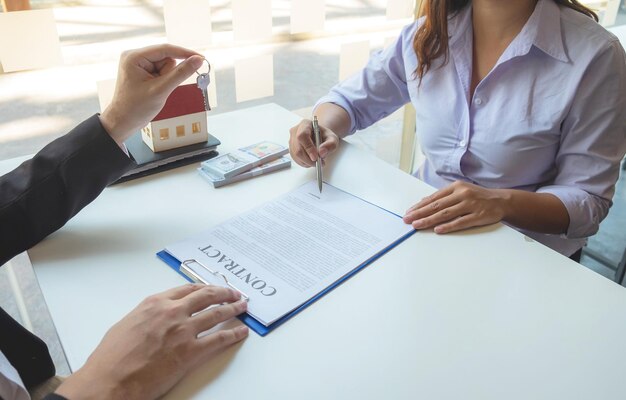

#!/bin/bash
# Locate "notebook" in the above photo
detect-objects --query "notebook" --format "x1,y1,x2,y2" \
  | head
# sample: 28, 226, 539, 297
113, 131, 221, 184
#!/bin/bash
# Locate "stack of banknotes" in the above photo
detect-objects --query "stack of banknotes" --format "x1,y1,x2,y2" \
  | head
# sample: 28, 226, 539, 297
198, 141, 291, 188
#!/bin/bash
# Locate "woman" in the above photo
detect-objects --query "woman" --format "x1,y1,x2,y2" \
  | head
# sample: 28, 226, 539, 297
289, 0, 626, 260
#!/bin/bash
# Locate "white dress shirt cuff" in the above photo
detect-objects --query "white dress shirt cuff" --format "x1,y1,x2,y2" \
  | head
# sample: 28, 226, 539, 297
0, 350, 31, 400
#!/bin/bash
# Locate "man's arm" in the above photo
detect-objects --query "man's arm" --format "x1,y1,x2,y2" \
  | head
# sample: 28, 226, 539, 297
2, 44, 252, 400
0, 116, 134, 266
0, 44, 206, 267
0, 44, 211, 397
55, 284, 248, 400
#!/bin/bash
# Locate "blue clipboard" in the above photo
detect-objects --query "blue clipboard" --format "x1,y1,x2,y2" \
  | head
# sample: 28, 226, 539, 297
156, 227, 416, 337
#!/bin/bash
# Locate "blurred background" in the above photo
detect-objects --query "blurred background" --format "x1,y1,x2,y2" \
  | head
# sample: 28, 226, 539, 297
1, 0, 625, 374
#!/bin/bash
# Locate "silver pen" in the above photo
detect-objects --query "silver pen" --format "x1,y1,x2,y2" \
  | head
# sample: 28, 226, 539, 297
313, 116, 323, 193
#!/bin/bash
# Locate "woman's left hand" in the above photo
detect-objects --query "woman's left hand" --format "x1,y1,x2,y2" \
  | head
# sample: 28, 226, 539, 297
403, 181, 508, 234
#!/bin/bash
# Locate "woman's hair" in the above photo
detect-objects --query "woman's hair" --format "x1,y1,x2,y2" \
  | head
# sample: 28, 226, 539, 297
413, 0, 598, 81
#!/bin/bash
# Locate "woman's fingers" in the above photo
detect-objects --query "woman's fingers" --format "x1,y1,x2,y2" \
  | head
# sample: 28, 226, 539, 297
411, 203, 467, 229
433, 214, 482, 234
403, 192, 460, 224
289, 121, 315, 167
405, 185, 455, 216
289, 119, 340, 167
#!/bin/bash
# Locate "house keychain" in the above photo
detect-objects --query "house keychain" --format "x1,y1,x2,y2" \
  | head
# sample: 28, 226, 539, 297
196, 58, 211, 111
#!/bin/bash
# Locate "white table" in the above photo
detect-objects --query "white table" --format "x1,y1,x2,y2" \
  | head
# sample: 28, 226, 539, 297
3, 103, 626, 399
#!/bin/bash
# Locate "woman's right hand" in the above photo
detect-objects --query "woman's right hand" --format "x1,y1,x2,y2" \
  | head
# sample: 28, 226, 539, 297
288, 119, 340, 167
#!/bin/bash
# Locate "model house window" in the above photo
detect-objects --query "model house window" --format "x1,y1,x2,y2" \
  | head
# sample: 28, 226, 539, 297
160, 128, 169, 140
176, 125, 185, 137
192, 122, 201, 133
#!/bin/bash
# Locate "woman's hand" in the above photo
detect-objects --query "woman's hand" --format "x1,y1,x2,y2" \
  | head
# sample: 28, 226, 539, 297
288, 119, 340, 167
100, 44, 204, 146
55, 284, 249, 400
403, 180, 508, 234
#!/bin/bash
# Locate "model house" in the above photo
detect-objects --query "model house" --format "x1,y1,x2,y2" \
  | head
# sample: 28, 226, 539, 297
141, 83, 208, 152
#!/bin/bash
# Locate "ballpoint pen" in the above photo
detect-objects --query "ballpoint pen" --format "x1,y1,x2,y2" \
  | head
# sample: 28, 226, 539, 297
313, 116, 323, 193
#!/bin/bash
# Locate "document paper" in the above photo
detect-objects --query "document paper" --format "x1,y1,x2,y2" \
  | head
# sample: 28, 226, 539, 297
165, 181, 414, 326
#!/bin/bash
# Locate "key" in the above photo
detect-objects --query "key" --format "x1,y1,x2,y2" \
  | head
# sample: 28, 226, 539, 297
196, 73, 211, 111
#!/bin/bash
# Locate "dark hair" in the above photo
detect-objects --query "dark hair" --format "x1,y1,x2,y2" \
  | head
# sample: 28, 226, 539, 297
413, 0, 598, 81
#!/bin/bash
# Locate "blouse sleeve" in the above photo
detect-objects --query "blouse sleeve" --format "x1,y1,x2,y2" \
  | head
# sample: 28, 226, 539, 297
537, 39, 626, 238
314, 22, 417, 135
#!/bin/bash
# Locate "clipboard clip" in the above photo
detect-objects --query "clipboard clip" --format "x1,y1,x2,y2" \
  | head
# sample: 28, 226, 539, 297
180, 259, 250, 302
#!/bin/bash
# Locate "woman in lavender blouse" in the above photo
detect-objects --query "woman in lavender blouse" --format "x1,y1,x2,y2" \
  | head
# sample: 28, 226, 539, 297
289, 0, 626, 259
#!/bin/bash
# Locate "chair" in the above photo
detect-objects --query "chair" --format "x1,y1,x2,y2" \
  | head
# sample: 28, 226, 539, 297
584, 245, 626, 284
582, 23, 626, 282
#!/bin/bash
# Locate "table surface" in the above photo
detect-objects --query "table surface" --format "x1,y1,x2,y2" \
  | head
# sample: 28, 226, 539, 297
3, 103, 626, 400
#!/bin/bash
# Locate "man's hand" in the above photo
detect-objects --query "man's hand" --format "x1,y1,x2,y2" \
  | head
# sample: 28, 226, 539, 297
100, 44, 205, 146
55, 284, 249, 400
403, 180, 507, 234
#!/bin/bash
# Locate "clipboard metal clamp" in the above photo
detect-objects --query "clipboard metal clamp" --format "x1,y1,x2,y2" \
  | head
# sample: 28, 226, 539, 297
180, 259, 250, 302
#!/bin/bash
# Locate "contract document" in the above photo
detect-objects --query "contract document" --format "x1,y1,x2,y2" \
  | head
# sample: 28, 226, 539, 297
163, 181, 415, 330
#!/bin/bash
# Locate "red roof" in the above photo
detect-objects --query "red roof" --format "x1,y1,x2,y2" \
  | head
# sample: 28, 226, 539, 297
152, 83, 206, 122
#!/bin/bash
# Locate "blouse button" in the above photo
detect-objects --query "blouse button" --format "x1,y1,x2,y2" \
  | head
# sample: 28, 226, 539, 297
474, 98, 483, 105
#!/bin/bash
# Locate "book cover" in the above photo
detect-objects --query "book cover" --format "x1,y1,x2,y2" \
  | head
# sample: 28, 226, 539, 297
113, 131, 221, 184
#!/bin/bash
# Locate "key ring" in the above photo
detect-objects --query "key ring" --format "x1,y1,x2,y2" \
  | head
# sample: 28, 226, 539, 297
195, 57, 211, 76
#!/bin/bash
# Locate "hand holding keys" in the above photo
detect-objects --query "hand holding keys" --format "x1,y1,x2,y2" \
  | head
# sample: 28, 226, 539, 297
196, 58, 212, 111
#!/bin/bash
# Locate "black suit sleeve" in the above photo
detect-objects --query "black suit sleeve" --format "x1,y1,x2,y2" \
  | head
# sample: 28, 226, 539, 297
0, 114, 135, 266
0, 115, 135, 389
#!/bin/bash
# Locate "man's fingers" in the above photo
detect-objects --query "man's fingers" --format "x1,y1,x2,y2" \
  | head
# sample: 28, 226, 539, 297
138, 44, 202, 63
161, 283, 205, 300
192, 300, 248, 333
197, 325, 249, 355
155, 57, 177, 75
182, 286, 241, 314
156, 55, 204, 94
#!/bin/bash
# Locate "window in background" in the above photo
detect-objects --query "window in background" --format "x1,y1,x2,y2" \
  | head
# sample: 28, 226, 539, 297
0, 0, 416, 169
